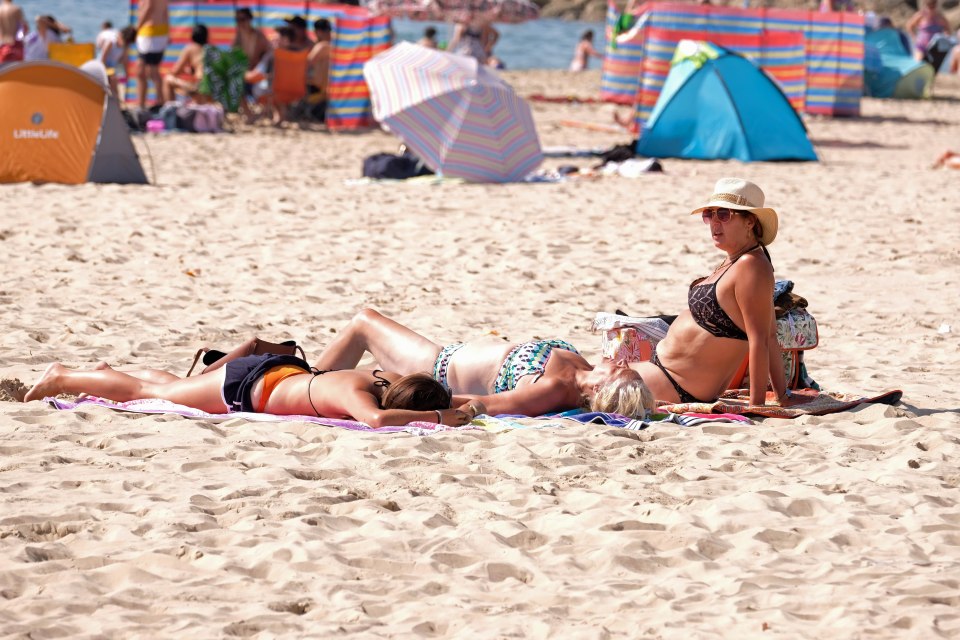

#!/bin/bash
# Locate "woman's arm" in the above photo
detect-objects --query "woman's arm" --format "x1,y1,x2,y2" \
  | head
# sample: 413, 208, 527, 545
765, 316, 787, 401
906, 11, 921, 35
338, 389, 476, 428
99, 39, 113, 64
168, 46, 192, 76
483, 25, 499, 55
456, 378, 572, 417
735, 258, 778, 406
447, 23, 464, 52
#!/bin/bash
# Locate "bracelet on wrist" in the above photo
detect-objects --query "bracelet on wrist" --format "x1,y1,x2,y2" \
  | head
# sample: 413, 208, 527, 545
434, 409, 443, 424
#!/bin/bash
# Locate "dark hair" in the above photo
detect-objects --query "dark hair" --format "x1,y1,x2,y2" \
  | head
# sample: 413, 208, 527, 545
743, 211, 763, 243
314, 18, 332, 33
424, 26, 437, 38
102, 20, 113, 29
42, 16, 61, 36
582, 29, 594, 41
276, 26, 294, 41
381, 373, 451, 411
120, 26, 137, 45
236, 7, 253, 20
191, 24, 209, 45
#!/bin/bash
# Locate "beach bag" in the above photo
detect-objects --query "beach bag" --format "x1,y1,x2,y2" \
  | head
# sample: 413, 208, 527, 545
727, 308, 819, 390
176, 103, 224, 133
362, 151, 434, 180
186, 337, 305, 377
594, 305, 820, 390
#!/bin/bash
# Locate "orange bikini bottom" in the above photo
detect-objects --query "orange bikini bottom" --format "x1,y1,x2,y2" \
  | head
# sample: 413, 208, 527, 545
257, 365, 308, 413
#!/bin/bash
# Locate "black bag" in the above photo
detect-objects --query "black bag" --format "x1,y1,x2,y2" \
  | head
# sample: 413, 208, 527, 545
362, 151, 434, 180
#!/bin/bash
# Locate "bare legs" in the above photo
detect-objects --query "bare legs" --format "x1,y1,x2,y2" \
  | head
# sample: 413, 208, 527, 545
24, 363, 229, 413
315, 309, 444, 375
93, 361, 180, 384
136, 60, 163, 109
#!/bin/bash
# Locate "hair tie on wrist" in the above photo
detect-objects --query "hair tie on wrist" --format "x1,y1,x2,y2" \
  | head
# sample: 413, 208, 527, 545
435, 409, 443, 424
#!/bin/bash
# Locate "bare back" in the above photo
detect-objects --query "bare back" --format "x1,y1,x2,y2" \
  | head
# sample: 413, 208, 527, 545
138, 0, 169, 29
235, 27, 268, 68
253, 369, 396, 418
0, 2, 25, 45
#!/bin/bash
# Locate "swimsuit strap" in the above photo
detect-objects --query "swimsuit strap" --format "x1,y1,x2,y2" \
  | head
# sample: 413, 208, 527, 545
307, 372, 323, 417
372, 369, 391, 388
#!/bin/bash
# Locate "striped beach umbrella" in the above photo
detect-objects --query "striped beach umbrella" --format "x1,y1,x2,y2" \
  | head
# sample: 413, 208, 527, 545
363, 42, 543, 183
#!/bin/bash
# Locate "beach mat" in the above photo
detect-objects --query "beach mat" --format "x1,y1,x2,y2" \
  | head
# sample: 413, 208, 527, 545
43, 396, 752, 433
658, 388, 903, 418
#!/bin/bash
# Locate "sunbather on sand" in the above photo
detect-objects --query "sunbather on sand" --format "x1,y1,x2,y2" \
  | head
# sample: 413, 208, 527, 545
932, 150, 960, 169
315, 310, 655, 419
628, 178, 789, 407
23, 356, 480, 428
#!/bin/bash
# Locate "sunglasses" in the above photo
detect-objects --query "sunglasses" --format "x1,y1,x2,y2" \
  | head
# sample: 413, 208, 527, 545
701, 208, 740, 224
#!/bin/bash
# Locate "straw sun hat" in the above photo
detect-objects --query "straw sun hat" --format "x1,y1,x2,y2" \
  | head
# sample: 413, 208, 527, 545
690, 177, 779, 245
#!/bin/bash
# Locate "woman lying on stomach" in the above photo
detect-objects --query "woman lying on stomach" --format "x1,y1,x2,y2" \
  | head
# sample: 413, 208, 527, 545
629, 177, 788, 407
23, 354, 479, 428
314, 310, 655, 419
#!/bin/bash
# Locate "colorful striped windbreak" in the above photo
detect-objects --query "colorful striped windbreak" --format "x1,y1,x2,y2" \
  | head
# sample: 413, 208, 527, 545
127, 0, 391, 130
601, 1, 865, 122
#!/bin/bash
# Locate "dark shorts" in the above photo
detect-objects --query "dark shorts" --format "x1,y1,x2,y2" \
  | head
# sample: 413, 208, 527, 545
222, 354, 311, 413
140, 50, 165, 66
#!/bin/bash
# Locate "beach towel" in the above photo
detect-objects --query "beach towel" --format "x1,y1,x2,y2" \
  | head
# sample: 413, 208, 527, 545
43, 396, 468, 435
657, 388, 903, 418
42, 396, 751, 433
199, 46, 247, 113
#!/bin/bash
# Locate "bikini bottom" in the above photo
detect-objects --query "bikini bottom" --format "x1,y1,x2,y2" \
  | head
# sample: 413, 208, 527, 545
432, 343, 466, 391
222, 354, 312, 413
650, 352, 711, 404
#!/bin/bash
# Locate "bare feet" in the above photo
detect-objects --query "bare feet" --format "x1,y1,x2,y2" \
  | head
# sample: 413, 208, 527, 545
23, 363, 66, 403
932, 150, 958, 169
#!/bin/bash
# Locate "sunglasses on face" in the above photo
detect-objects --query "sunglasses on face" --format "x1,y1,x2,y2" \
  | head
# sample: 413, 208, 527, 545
701, 208, 740, 224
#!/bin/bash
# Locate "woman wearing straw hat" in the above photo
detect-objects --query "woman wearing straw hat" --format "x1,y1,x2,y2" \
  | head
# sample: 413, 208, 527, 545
630, 177, 788, 407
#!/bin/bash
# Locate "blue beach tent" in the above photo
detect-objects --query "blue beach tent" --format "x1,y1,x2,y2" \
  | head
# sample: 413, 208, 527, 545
863, 27, 934, 99
635, 40, 817, 162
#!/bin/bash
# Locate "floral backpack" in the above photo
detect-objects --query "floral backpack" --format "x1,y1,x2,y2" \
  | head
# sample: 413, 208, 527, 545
594, 283, 819, 391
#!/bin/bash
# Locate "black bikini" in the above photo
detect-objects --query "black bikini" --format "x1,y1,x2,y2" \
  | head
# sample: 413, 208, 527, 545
688, 256, 754, 342
653, 246, 758, 403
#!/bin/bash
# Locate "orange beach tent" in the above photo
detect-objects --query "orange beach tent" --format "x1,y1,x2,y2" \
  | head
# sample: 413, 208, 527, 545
0, 61, 147, 185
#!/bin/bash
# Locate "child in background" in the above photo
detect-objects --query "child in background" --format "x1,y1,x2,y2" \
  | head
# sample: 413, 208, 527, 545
97, 22, 137, 98
569, 30, 602, 72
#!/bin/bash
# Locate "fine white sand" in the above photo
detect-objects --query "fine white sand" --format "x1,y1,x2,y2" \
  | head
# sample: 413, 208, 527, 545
1, 70, 959, 637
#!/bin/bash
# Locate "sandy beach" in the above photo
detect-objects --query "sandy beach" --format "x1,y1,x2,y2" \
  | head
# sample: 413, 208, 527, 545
1, 69, 959, 637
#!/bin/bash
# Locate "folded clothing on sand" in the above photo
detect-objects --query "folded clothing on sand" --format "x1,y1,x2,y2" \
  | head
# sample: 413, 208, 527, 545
658, 388, 903, 418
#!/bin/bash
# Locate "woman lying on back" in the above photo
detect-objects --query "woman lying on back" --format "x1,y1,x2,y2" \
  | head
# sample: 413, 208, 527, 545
629, 178, 788, 407
23, 354, 479, 428
314, 310, 655, 419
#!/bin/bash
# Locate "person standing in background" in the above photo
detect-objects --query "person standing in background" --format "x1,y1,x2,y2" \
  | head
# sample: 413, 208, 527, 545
0, 0, 27, 63
569, 30, 603, 72
97, 22, 137, 98
23, 14, 70, 61
135, 0, 169, 109
906, 0, 949, 61
417, 26, 438, 49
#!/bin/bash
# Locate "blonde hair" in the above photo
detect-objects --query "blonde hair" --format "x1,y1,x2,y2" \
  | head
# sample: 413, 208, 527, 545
590, 374, 656, 419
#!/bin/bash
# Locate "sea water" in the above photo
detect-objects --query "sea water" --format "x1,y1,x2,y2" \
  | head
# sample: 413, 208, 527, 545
16, 0, 605, 70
